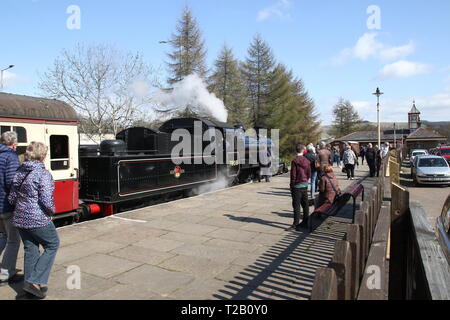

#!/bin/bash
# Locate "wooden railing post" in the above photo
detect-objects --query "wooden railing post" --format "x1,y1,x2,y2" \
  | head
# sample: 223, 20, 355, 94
389, 182, 410, 299
346, 224, 361, 299
330, 240, 352, 300
355, 210, 367, 277
311, 268, 338, 300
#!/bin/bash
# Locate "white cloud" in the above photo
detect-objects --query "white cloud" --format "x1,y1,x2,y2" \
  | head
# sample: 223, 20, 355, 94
257, 0, 292, 22
331, 32, 415, 65
378, 60, 433, 79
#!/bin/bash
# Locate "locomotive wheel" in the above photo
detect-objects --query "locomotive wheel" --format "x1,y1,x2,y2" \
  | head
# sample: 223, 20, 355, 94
72, 211, 82, 224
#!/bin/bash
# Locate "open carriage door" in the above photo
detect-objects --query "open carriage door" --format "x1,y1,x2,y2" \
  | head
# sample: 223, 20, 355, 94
44, 124, 79, 215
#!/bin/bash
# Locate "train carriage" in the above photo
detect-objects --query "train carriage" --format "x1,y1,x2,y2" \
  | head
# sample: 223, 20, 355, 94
0, 93, 79, 219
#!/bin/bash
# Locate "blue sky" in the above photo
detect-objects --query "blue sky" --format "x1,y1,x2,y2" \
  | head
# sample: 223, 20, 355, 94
1, 0, 449, 125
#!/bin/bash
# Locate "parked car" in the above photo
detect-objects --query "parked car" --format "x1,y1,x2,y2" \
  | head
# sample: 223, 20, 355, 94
411, 154, 428, 178
436, 195, 450, 265
276, 162, 289, 175
410, 149, 429, 167
411, 155, 450, 186
435, 146, 450, 165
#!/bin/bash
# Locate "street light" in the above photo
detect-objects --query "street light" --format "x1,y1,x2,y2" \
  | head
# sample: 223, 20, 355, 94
1, 65, 15, 92
373, 87, 384, 149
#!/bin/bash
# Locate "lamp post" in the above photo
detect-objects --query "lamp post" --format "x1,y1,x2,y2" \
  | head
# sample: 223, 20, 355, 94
373, 87, 384, 149
1, 65, 15, 92
394, 122, 397, 149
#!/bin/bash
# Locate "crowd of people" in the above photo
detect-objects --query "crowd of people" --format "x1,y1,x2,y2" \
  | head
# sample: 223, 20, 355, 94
0, 132, 59, 299
288, 141, 390, 231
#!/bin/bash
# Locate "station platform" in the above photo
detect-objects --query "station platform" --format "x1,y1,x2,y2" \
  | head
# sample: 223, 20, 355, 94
0, 164, 373, 300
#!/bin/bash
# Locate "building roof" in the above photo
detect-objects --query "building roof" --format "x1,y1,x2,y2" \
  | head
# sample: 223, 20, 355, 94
336, 130, 410, 143
336, 127, 447, 143
409, 101, 420, 114
0, 93, 78, 122
406, 127, 447, 141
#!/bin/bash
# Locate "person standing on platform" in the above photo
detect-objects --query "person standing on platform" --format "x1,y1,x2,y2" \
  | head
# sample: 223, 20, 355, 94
9, 142, 59, 299
360, 146, 367, 165
305, 145, 318, 198
288, 144, 311, 231
343, 144, 358, 180
366, 143, 376, 177
317, 142, 332, 180
376, 147, 383, 177
0, 132, 21, 284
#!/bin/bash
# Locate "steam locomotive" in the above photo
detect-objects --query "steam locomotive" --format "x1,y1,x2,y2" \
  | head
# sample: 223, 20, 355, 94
0, 93, 274, 222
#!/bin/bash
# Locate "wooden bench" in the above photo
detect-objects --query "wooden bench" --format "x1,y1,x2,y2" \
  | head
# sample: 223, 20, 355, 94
309, 183, 365, 232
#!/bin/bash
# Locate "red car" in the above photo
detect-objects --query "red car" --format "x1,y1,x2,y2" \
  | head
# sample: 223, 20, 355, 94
435, 146, 450, 164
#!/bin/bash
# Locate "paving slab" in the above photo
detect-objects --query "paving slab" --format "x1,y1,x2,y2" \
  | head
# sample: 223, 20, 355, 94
55, 240, 127, 265
158, 254, 230, 278
88, 283, 162, 300
206, 227, 259, 242
113, 264, 195, 296
159, 231, 211, 244
161, 222, 220, 236
45, 268, 118, 300
109, 245, 176, 266
65, 253, 142, 279
95, 225, 168, 245
134, 237, 185, 252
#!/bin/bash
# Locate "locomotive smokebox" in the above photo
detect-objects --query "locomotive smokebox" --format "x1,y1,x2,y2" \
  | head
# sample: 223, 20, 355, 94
100, 140, 126, 156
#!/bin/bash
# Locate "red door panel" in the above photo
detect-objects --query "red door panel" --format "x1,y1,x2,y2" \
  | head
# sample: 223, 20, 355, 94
54, 180, 79, 214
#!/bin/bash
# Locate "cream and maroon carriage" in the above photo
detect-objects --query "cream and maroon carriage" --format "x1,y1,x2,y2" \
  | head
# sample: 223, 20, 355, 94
0, 93, 79, 220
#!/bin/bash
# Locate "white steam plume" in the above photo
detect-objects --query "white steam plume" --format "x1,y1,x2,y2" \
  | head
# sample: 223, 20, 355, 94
151, 74, 228, 122
191, 175, 231, 196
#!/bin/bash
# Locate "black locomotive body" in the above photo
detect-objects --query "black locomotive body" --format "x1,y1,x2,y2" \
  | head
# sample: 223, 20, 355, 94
79, 118, 263, 212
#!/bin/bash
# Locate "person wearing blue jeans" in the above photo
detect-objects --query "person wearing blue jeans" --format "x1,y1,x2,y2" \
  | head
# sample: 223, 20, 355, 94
8, 142, 59, 299
305, 145, 319, 198
18, 224, 59, 289
0, 132, 21, 283
310, 171, 318, 198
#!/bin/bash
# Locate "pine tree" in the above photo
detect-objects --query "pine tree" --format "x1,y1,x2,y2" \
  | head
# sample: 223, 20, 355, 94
331, 98, 363, 138
267, 64, 320, 157
166, 6, 207, 84
209, 44, 250, 126
241, 34, 276, 128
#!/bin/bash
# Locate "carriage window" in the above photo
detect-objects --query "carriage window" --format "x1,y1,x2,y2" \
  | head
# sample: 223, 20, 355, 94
16, 146, 27, 163
50, 135, 69, 170
1, 126, 11, 135
13, 127, 27, 143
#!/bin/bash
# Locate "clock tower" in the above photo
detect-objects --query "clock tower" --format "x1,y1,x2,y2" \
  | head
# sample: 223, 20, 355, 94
408, 100, 421, 131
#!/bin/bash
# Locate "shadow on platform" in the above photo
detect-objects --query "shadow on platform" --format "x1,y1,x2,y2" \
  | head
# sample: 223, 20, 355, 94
212, 175, 371, 300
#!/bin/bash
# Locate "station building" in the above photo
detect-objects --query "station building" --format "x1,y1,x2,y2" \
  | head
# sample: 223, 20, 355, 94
333, 102, 447, 152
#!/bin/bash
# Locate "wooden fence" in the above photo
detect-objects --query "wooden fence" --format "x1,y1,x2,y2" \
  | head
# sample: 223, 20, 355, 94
311, 148, 450, 300
389, 149, 450, 299
311, 155, 390, 300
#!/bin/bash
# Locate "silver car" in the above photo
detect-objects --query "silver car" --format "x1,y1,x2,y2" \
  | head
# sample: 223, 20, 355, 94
410, 149, 429, 167
412, 155, 450, 186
